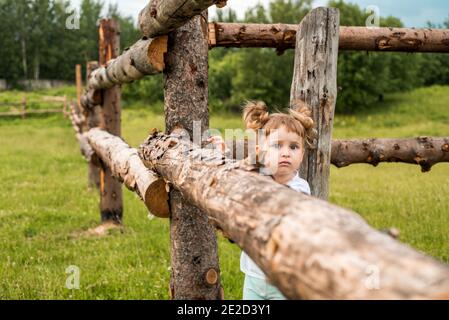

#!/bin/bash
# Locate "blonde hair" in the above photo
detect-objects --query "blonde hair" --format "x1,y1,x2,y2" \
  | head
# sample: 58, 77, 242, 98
242, 100, 316, 148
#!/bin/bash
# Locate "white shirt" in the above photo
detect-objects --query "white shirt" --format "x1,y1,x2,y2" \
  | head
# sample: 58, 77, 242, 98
240, 172, 311, 279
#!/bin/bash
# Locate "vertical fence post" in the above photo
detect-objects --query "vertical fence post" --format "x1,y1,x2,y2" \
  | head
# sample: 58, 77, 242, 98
85, 61, 101, 190
164, 12, 222, 299
75, 64, 82, 110
21, 95, 26, 119
290, 7, 340, 200
98, 18, 123, 224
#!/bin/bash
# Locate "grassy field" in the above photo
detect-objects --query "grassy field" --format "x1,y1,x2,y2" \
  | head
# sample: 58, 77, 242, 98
0, 85, 448, 299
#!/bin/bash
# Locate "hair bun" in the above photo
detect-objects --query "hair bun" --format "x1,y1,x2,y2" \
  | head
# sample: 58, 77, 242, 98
289, 99, 317, 148
242, 100, 270, 130
289, 100, 314, 130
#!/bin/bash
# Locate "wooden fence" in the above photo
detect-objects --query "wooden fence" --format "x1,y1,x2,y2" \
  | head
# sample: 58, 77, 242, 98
0, 95, 68, 118
68, 0, 449, 300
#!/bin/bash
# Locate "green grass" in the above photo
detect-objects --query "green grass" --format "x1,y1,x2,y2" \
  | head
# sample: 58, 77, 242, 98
0, 85, 448, 299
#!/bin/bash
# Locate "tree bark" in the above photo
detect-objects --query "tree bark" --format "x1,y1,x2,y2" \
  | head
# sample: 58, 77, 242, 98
290, 7, 339, 200
139, 130, 449, 300
99, 19, 123, 224
86, 36, 168, 91
85, 128, 169, 217
138, 0, 219, 38
163, 12, 222, 300
209, 22, 449, 53
331, 137, 449, 172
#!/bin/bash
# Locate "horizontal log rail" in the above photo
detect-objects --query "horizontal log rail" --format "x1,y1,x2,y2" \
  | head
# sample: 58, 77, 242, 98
224, 136, 449, 172
331, 137, 449, 172
85, 128, 169, 218
138, 130, 449, 299
68, 102, 97, 163
138, 0, 223, 38
209, 23, 449, 53
86, 37, 167, 91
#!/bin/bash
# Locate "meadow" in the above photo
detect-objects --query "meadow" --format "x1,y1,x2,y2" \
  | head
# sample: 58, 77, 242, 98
0, 85, 448, 299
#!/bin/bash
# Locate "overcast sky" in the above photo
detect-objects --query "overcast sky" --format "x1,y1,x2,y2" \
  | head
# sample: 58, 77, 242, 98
70, 0, 448, 28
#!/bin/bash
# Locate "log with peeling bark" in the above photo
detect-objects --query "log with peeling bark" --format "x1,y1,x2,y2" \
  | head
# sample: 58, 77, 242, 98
68, 102, 98, 164
84, 61, 102, 190
86, 37, 168, 91
209, 22, 449, 53
85, 128, 169, 217
139, 130, 449, 300
80, 88, 102, 111
331, 137, 449, 172
222, 137, 449, 172
164, 12, 222, 300
138, 0, 221, 38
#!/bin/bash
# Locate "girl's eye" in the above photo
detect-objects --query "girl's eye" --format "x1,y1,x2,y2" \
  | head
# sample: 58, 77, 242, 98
290, 144, 299, 150
270, 143, 280, 149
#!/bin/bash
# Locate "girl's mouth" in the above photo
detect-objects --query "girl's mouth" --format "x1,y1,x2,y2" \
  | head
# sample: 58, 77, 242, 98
279, 161, 291, 166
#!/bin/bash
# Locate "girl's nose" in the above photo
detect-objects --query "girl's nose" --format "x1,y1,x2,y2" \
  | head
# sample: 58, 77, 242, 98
281, 147, 290, 157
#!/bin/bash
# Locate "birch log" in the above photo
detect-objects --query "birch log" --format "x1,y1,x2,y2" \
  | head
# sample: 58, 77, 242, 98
209, 22, 449, 53
164, 12, 222, 300
138, 0, 220, 38
86, 36, 168, 91
290, 7, 339, 200
139, 130, 449, 300
85, 128, 169, 217
68, 102, 97, 164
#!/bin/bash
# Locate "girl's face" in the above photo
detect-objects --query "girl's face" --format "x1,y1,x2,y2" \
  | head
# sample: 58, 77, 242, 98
260, 125, 304, 178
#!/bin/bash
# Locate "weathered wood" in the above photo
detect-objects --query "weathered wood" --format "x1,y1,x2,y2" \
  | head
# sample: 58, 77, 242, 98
84, 61, 102, 190
209, 22, 449, 53
85, 128, 169, 217
290, 7, 339, 200
138, 0, 219, 38
223, 137, 449, 171
86, 36, 168, 91
76, 64, 83, 109
331, 137, 449, 172
99, 19, 123, 224
340, 26, 449, 52
0, 108, 63, 117
164, 12, 222, 300
139, 130, 449, 300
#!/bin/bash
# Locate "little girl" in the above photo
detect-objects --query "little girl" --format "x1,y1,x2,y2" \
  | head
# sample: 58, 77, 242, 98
209, 100, 316, 300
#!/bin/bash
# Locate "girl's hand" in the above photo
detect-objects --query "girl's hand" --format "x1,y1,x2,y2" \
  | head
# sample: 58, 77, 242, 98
207, 135, 229, 154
